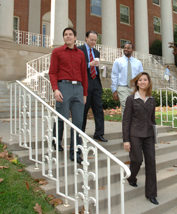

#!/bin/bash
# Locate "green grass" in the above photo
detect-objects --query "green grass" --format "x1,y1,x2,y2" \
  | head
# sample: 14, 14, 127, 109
0, 144, 57, 214
104, 110, 177, 127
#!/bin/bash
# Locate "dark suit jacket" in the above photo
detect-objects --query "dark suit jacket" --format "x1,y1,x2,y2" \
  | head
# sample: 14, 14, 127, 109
77, 44, 102, 88
123, 94, 156, 142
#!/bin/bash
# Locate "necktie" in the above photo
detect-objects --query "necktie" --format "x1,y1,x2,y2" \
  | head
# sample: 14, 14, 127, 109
89, 48, 96, 79
127, 58, 132, 87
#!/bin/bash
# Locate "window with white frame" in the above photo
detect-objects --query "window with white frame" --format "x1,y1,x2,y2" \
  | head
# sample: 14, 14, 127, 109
173, 0, 177, 12
174, 24, 177, 32
153, 16, 161, 33
120, 5, 130, 24
97, 34, 101, 44
120, 39, 130, 48
153, 0, 160, 5
13, 16, 19, 30
91, 0, 101, 16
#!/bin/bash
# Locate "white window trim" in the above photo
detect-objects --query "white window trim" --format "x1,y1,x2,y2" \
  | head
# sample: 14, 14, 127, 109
120, 4, 130, 25
153, 0, 160, 6
14, 16, 20, 30
120, 39, 130, 48
173, 0, 177, 14
91, 0, 101, 17
153, 16, 161, 34
174, 23, 177, 32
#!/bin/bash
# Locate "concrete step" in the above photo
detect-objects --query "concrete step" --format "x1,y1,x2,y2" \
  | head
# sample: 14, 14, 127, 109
163, 206, 177, 214
12, 130, 177, 168
39, 163, 177, 214
101, 182, 177, 214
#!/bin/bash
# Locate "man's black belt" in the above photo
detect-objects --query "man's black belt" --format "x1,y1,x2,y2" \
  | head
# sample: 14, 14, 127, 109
58, 80, 81, 85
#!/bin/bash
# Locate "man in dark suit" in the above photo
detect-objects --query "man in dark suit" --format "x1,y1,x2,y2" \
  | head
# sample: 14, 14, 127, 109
78, 31, 107, 142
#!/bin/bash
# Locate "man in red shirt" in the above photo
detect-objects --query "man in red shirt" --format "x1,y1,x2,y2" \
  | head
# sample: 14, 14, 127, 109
49, 27, 88, 164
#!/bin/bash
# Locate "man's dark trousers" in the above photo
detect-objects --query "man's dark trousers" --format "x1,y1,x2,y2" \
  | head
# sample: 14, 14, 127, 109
82, 74, 104, 136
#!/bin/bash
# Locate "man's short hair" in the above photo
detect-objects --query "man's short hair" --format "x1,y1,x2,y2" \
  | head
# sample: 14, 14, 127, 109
124, 42, 134, 49
86, 31, 98, 37
63, 27, 77, 37
167, 65, 169, 68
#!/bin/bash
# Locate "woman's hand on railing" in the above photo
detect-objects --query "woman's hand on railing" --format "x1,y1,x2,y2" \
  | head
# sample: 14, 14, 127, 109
54, 89, 63, 102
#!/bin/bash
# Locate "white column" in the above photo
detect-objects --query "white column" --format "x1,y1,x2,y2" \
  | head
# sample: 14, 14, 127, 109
134, 0, 149, 54
50, 0, 68, 47
28, 0, 41, 34
161, 0, 174, 65
101, 0, 117, 47
0, 0, 14, 42
76, 0, 86, 41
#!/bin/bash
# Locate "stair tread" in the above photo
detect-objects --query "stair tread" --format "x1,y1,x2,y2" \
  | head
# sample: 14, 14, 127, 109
100, 182, 177, 214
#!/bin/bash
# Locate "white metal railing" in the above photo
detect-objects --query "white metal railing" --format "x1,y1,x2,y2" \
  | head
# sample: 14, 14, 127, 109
14, 30, 51, 48
26, 53, 55, 106
159, 87, 177, 128
26, 40, 168, 107
76, 40, 165, 66
8, 80, 131, 214
13, 29, 165, 66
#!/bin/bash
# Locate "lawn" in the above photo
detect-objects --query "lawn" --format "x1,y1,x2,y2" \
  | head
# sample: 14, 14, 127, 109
0, 142, 58, 214
103, 107, 177, 126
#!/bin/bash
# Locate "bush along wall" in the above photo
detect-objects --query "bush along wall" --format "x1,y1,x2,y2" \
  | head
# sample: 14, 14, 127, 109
101, 89, 177, 109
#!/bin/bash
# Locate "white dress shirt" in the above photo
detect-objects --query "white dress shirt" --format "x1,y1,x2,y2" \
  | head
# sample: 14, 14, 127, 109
111, 55, 143, 93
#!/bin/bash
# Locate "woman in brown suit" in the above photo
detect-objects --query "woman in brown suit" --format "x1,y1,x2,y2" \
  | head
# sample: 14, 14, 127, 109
123, 72, 159, 205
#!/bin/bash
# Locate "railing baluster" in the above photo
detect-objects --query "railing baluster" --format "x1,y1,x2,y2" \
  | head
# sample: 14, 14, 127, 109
120, 167, 125, 214
35, 99, 39, 169
64, 122, 69, 206
107, 157, 111, 214
9, 83, 13, 141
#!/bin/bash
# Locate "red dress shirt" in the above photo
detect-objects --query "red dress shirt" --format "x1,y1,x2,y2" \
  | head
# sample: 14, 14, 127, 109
49, 44, 88, 96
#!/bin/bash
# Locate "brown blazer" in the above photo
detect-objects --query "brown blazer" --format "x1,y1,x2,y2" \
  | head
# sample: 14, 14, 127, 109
123, 94, 156, 142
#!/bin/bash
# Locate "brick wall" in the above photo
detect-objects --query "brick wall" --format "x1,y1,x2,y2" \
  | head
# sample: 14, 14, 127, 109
13, 0, 177, 49
14, 0, 29, 31
148, 1, 161, 47
69, 0, 76, 30
85, 0, 101, 35
117, 0, 134, 48
41, 0, 51, 33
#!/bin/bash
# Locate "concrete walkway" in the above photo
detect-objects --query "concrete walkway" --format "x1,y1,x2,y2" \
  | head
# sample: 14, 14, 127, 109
0, 118, 123, 144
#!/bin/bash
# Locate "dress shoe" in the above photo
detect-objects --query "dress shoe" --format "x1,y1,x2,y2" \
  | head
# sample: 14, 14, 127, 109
148, 198, 159, 205
93, 135, 108, 142
128, 181, 138, 187
71, 157, 83, 165
52, 140, 63, 151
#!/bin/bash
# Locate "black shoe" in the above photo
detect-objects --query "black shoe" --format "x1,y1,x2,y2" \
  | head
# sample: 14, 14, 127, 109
52, 140, 63, 152
93, 135, 108, 142
148, 198, 159, 205
128, 181, 138, 187
71, 157, 83, 165
59, 145, 64, 151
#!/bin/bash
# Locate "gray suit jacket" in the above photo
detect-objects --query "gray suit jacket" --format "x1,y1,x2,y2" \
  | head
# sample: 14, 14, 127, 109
123, 94, 156, 142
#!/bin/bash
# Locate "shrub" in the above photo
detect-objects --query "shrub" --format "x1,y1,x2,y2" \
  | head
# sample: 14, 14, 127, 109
150, 39, 162, 56
102, 88, 120, 109
102, 89, 177, 109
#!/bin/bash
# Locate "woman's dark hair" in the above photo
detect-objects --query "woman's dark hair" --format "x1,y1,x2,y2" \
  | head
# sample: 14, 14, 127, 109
130, 72, 152, 96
